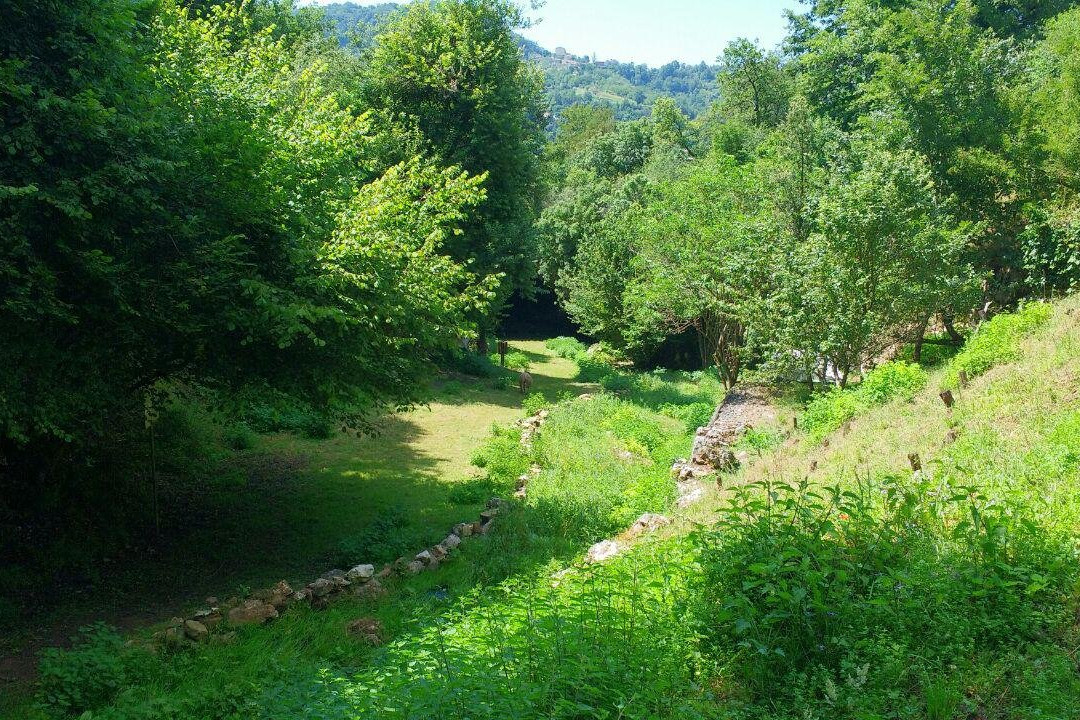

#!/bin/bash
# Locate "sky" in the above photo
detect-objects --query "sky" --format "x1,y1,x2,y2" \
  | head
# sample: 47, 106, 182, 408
299, 0, 802, 67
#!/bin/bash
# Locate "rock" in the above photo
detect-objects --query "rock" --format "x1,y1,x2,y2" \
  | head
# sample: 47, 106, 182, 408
480, 509, 499, 525
626, 513, 671, 538
376, 564, 394, 579
228, 599, 278, 626
415, 549, 435, 565
430, 545, 448, 561
486, 497, 507, 510
164, 626, 186, 648
538, 409, 550, 420
586, 540, 621, 563
443, 533, 462, 551
677, 485, 705, 508
183, 619, 209, 643
321, 570, 349, 589
514, 486, 527, 499
406, 560, 425, 575
346, 564, 375, 583
353, 578, 386, 600
393, 556, 410, 572
515, 474, 530, 489
944, 428, 960, 445
205, 596, 219, 606
346, 618, 385, 646
252, 580, 294, 609
453, 522, 473, 538
308, 577, 336, 599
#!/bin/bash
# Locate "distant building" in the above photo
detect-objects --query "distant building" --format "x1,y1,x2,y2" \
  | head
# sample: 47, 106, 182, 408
554, 46, 568, 57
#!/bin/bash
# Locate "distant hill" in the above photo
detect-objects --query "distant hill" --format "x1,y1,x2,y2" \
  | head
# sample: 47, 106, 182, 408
316, 3, 719, 122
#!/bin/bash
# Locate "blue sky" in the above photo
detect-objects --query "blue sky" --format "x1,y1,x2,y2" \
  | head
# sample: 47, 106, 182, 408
300, 1, 802, 66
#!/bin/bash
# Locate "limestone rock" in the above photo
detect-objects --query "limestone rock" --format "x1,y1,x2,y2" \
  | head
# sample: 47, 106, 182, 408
406, 560, 425, 575
415, 549, 434, 565
183, 619, 209, 643
453, 522, 473, 538
346, 564, 375, 583
586, 539, 621, 563
308, 577, 336, 599
228, 599, 278, 626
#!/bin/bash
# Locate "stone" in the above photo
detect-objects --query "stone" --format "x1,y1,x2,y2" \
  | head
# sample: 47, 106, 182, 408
486, 497, 507, 510
346, 618, 385, 646
626, 513, 671, 539
944, 428, 960, 445
321, 570, 349, 588
164, 626, 186, 648
443, 533, 462, 551
183, 619, 209, 643
205, 596, 219, 606
415, 549, 435, 565
586, 540, 621, 563
480, 509, 499, 525
308, 577, 336, 599
514, 486, 527, 499
346, 564, 376, 582
677, 486, 705, 508
406, 560, 425, 575
453, 522, 473, 538
377, 564, 394, 579
353, 578, 386, 600
473, 520, 487, 535
228, 599, 278, 627
430, 545, 448, 561
252, 580, 294, 609
538, 409, 550, 420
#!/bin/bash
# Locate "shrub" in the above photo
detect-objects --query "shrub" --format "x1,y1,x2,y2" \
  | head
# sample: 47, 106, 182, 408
492, 375, 511, 390
600, 372, 634, 394
522, 392, 551, 416
854, 360, 927, 404
503, 351, 531, 372
443, 348, 500, 378
544, 336, 587, 359
695, 475, 1077, 715
470, 425, 530, 488
577, 355, 616, 382
37, 623, 148, 718
736, 426, 784, 454
946, 302, 1053, 386
221, 422, 257, 451
239, 390, 334, 439
801, 361, 928, 443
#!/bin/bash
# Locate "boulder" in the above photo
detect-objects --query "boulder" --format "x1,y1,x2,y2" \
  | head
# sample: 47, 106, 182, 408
586, 540, 621, 563
415, 549, 435, 565
480, 509, 499, 525
346, 564, 376, 583
228, 599, 278, 626
472, 520, 485, 535
442, 533, 462, 551
163, 626, 186, 648
183, 619, 209, 643
251, 580, 294, 609
406, 560, 425, 575
453, 522, 473, 538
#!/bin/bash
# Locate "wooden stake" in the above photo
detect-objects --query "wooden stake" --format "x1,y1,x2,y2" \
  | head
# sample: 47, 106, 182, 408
958, 370, 968, 387
908, 453, 922, 472
939, 390, 955, 408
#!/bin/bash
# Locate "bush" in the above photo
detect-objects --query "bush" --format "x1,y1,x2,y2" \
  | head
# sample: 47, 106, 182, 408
37, 623, 148, 718
492, 375, 511, 390
576, 355, 616, 382
221, 422, 257, 451
544, 336, 587, 359
239, 390, 334, 439
522, 392, 550, 416
503, 351, 531, 372
696, 475, 1077, 715
470, 425, 530, 487
801, 361, 928, 443
600, 372, 634, 394
444, 349, 500, 378
946, 302, 1053, 386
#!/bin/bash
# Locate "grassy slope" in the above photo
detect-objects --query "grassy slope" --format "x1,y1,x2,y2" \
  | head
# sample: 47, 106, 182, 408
0, 341, 590, 714
9, 299, 1080, 718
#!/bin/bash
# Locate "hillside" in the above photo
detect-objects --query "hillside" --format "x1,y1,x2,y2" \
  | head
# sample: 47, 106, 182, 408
9, 298, 1079, 718
317, 2, 719, 120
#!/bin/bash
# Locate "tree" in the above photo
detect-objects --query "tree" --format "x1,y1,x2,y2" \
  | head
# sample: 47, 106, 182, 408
361, 0, 547, 332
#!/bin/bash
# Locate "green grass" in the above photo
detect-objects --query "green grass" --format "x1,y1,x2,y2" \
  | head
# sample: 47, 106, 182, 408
12, 298, 1080, 719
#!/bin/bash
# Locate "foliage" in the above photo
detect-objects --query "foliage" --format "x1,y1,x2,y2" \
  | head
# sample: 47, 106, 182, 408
37, 624, 147, 718
801, 362, 929, 442
543, 337, 588, 359
521, 392, 551, 416
945, 302, 1053, 386
695, 474, 1078, 716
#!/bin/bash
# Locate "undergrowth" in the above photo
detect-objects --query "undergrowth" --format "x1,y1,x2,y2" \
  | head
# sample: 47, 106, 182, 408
801, 361, 928, 443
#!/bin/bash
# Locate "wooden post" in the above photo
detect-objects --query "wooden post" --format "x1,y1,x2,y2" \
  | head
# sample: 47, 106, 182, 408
792, 416, 798, 430
497, 340, 509, 367
939, 390, 955, 408
908, 453, 921, 472
958, 370, 968, 387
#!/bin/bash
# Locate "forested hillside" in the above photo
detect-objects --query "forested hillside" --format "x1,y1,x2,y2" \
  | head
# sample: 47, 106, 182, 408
319, 2, 720, 120
3, 0, 1080, 718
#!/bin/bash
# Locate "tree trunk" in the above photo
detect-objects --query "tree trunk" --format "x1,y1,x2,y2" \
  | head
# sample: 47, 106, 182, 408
941, 311, 963, 344
912, 314, 930, 363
